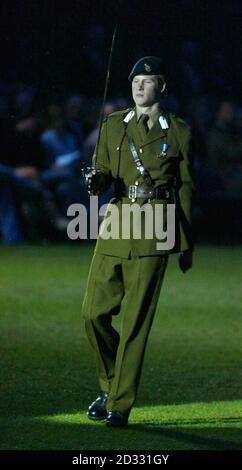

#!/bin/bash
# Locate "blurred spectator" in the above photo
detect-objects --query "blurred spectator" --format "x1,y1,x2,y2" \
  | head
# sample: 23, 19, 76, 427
195, 100, 242, 241
206, 101, 242, 195
83, 101, 117, 166
64, 94, 85, 143
40, 103, 88, 216
0, 178, 23, 243
0, 114, 42, 243
0, 106, 66, 243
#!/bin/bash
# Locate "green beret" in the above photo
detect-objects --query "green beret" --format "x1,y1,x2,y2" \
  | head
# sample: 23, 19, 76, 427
128, 56, 166, 82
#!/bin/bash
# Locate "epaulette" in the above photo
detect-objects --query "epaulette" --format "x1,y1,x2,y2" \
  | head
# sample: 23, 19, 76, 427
170, 113, 190, 129
107, 108, 133, 119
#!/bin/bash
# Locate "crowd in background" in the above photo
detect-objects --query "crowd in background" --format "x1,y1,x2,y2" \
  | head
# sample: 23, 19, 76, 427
0, 89, 130, 243
0, 34, 242, 244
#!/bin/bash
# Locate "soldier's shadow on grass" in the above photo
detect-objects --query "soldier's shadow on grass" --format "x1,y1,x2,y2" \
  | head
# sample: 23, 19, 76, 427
1, 419, 241, 450
128, 421, 242, 450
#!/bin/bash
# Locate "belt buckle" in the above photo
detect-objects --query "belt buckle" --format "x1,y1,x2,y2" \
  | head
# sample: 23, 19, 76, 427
128, 185, 137, 202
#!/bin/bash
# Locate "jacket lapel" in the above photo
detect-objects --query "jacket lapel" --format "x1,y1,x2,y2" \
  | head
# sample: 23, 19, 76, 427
121, 108, 170, 149
123, 108, 143, 147
142, 117, 168, 146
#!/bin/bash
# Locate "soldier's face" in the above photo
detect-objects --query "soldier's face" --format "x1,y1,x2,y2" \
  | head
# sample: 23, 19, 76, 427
132, 75, 163, 107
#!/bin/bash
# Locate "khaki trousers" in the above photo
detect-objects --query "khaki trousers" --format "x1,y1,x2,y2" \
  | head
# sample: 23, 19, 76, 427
82, 252, 168, 415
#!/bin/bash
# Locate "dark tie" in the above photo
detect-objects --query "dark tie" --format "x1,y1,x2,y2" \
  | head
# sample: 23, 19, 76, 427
139, 114, 149, 135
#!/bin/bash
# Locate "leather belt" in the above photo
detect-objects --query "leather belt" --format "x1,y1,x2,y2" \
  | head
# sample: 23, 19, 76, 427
123, 185, 171, 202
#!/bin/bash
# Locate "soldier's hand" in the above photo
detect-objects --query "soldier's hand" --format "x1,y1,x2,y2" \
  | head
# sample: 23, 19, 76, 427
179, 250, 193, 273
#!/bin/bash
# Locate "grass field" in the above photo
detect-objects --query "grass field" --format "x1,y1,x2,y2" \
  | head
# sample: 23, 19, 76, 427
0, 243, 241, 450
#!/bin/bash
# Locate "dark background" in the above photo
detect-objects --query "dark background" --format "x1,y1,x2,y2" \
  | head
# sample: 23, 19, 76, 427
1, 0, 241, 102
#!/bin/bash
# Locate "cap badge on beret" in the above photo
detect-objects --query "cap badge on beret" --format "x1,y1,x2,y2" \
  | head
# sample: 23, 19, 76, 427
128, 56, 166, 82
144, 63, 151, 72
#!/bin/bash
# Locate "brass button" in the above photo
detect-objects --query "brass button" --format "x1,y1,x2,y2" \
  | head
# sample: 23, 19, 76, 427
135, 181, 139, 186
116, 146, 120, 151
139, 148, 143, 153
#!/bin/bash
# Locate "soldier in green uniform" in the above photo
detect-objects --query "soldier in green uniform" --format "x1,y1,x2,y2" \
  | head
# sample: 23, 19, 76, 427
82, 56, 194, 427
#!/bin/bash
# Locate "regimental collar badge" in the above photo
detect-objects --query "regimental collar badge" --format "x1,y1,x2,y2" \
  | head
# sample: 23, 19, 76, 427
144, 63, 151, 72
159, 115, 169, 130
123, 110, 135, 123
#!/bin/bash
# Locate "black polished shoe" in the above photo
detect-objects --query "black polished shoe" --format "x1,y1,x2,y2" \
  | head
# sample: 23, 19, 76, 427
87, 391, 109, 420
106, 411, 128, 427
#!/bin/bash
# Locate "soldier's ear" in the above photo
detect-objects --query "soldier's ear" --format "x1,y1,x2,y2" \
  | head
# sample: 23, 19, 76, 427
160, 82, 166, 93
